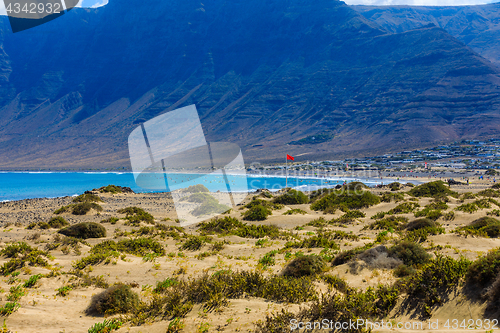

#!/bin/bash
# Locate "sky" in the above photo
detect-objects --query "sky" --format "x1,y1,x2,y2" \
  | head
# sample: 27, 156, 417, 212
0, 0, 497, 15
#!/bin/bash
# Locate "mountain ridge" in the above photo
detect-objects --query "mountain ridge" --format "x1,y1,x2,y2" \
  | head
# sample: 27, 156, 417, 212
0, 0, 499, 169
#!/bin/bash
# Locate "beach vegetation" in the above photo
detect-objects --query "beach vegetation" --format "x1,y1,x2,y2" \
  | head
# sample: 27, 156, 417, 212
283, 208, 307, 215
455, 217, 500, 238
117, 207, 154, 225
59, 222, 106, 239
0, 242, 50, 275
87, 319, 122, 333
311, 189, 380, 213
73, 192, 102, 203
273, 189, 309, 205
409, 181, 458, 198
379, 191, 405, 203
87, 284, 140, 315
388, 241, 431, 267
281, 255, 325, 277
72, 202, 103, 215
99, 185, 123, 194
243, 204, 272, 221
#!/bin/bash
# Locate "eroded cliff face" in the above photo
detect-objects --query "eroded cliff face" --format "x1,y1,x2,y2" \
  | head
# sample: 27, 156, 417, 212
0, 0, 499, 168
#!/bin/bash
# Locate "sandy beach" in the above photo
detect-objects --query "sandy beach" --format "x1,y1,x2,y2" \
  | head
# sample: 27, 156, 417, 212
0, 177, 499, 333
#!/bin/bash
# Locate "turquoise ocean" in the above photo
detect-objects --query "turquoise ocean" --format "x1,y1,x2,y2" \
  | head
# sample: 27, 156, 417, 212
0, 172, 384, 202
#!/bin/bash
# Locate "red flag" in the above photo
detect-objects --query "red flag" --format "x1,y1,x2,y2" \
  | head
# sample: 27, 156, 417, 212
287, 154, 294, 161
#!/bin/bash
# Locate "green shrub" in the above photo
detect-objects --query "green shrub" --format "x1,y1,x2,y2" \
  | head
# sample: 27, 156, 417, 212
273, 190, 309, 205
179, 236, 210, 251
54, 205, 71, 214
405, 218, 438, 231
117, 207, 154, 225
398, 255, 471, 316
456, 217, 500, 238
101, 217, 119, 224
191, 199, 230, 217
243, 205, 272, 221
72, 202, 103, 215
390, 202, 420, 214
73, 193, 103, 203
443, 211, 455, 221
198, 217, 284, 239
379, 192, 405, 203
23, 274, 43, 288
0, 302, 20, 315
245, 197, 283, 210
181, 184, 209, 193
311, 190, 380, 213
364, 216, 407, 230
306, 217, 328, 227
285, 232, 339, 249
388, 241, 431, 267
0, 242, 49, 275
259, 250, 278, 267
153, 278, 179, 293
91, 238, 165, 256
409, 181, 458, 198
389, 182, 401, 191
331, 243, 374, 266
99, 185, 124, 194
281, 255, 325, 277
478, 189, 500, 198
88, 319, 122, 333
87, 284, 140, 315
393, 264, 416, 277
59, 222, 106, 239
283, 208, 307, 215
48, 217, 69, 228
467, 248, 500, 286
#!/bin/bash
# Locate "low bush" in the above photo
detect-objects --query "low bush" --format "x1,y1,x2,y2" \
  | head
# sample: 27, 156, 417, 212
88, 319, 122, 333
389, 182, 401, 191
283, 208, 307, 215
244, 197, 283, 210
409, 181, 458, 198
117, 207, 154, 225
358, 246, 402, 269
393, 264, 416, 277
398, 255, 471, 316
59, 222, 106, 239
73, 192, 102, 203
23, 274, 43, 288
388, 241, 431, 267
331, 243, 374, 266
87, 284, 140, 315
0, 242, 50, 275
243, 205, 272, 221
198, 217, 285, 239
179, 236, 211, 251
72, 202, 103, 215
311, 190, 380, 213
273, 190, 309, 205
282, 255, 325, 277
285, 232, 339, 249
181, 184, 209, 193
48, 217, 69, 228
467, 247, 500, 286
100, 185, 124, 194
91, 238, 165, 256
364, 216, 407, 230
405, 218, 438, 231
379, 192, 405, 203
455, 217, 500, 238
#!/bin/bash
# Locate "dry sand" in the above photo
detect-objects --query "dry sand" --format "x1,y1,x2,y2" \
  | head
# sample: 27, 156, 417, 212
0, 178, 499, 332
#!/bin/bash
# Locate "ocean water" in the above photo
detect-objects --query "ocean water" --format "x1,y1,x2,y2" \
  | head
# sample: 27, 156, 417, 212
0, 172, 382, 202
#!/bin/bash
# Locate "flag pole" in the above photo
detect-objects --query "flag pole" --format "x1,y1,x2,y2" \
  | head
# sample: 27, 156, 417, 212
286, 154, 288, 188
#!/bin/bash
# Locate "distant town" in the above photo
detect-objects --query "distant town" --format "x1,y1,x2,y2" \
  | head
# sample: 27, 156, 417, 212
251, 139, 500, 178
